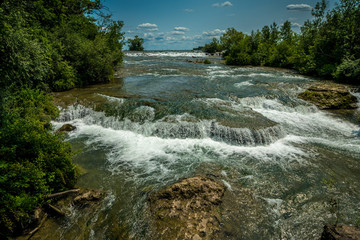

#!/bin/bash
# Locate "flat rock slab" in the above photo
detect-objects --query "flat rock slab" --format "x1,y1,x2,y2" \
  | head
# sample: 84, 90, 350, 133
299, 83, 358, 109
149, 176, 226, 240
321, 225, 360, 240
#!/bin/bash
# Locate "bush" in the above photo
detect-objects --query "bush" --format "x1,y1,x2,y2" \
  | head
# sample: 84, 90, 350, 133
0, 88, 77, 236
333, 58, 360, 83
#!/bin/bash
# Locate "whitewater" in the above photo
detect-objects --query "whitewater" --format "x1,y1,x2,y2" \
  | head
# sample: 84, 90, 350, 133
50, 51, 360, 239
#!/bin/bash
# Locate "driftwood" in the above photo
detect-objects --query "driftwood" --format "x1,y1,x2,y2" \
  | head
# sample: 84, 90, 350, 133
46, 189, 80, 199
27, 213, 48, 239
47, 204, 66, 216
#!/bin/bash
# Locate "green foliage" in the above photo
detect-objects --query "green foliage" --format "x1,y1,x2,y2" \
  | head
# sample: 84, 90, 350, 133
206, 0, 360, 83
333, 58, 360, 82
0, 0, 124, 237
203, 38, 222, 54
0, 0, 124, 91
128, 35, 144, 51
203, 59, 211, 64
0, 88, 77, 236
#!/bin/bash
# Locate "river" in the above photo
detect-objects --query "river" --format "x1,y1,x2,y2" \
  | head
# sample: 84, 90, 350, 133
50, 51, 360, 239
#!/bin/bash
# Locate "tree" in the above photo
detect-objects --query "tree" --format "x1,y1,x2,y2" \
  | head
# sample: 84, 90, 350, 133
203, 38, 221, 54
128, 35, 144, 51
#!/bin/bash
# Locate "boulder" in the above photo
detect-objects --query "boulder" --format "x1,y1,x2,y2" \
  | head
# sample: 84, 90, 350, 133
299, 83, 358, 109
149, 176, 226, 240
57, 124, 76, 133
73, 189, 103, 206
321, 225, 360, 240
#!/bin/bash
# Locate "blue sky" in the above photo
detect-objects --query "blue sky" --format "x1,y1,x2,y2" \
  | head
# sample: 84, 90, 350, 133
101, 0, 338, 50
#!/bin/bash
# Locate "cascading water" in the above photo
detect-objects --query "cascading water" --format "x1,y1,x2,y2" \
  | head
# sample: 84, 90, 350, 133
48, 51, 360, 240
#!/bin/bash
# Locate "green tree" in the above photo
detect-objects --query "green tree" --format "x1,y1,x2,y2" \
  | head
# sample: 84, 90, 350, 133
203, 38, 222, 54
0, 0, 125, 237
128, 35, 144, 51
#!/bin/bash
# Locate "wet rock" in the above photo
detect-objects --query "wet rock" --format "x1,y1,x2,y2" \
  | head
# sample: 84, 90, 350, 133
149, 176, 226, 240
321, 225, 360, 240
73, 189, 103, 205
57, 124, 76, 133
299, 83, 358, 109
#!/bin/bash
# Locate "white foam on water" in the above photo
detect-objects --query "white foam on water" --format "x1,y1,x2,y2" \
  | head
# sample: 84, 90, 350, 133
102, 192, 116, 211
221, 170, 227, 177
234, 81, 254, 88
125, 51, 207, 58
97, 94, 125, 104
235, 73, 276, 78
262, 197, 284, 217
60, 120, 309, 177
235, 96, 360, 155
222, 180, 233, 191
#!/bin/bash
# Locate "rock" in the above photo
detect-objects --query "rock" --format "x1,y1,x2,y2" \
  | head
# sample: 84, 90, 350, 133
73, 189, 103, 205
57, 124, 76, 133
299, 83, 358, 109
321, 225, 360, 240
149, 176, 226, 240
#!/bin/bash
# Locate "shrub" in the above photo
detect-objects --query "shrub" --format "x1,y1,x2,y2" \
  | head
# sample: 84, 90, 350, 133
0, 88, 77, 236
333, 58, 360, 83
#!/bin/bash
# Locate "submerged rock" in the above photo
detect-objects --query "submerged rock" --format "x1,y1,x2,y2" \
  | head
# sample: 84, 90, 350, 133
321, 225, 360, 240
149, 176, 226, 240
73, 189, 103, 206
299, 83, 358, 109
57, 124, 76, 133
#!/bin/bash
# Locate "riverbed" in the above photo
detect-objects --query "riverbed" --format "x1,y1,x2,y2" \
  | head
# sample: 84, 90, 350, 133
49, 51, 360, 239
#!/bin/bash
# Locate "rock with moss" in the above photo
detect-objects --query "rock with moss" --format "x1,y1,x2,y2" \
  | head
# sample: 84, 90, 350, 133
321, 225, 360, 240
57, 124, 76, 133
299, 83, 358, 109
149, 176, 226, 240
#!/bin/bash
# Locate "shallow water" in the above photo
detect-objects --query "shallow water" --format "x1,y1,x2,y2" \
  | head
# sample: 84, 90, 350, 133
51, 51, 360, 239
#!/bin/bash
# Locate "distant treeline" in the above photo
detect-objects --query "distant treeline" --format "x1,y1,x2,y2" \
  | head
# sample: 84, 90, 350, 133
202, 0, 359, 83
0, 0, 124, 237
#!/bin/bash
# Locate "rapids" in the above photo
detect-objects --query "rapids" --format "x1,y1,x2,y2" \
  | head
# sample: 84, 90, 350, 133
50, 51, 360, 239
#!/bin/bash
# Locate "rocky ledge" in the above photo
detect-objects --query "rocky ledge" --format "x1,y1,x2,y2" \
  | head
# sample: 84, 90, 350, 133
299, 83, 358, 109
321, 225, 360, 240
149, 176, 226, 240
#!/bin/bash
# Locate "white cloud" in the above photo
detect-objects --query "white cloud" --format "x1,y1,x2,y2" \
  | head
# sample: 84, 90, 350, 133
181, 36, 193, 40
137, 23, 159, 31
171, 31, 186, 35
213, 1, 233, 7
291, 22, 302, 28
222, 1, 233, 7
286, 4, 312, 11
144, 33, 155, 39
184, 9, 194, 12
203, 29, 226, 37
166, 36, 176, 41
174, 27, 189, 32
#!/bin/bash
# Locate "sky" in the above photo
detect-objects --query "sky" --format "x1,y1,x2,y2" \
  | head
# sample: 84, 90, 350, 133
101, 0, 338, 50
